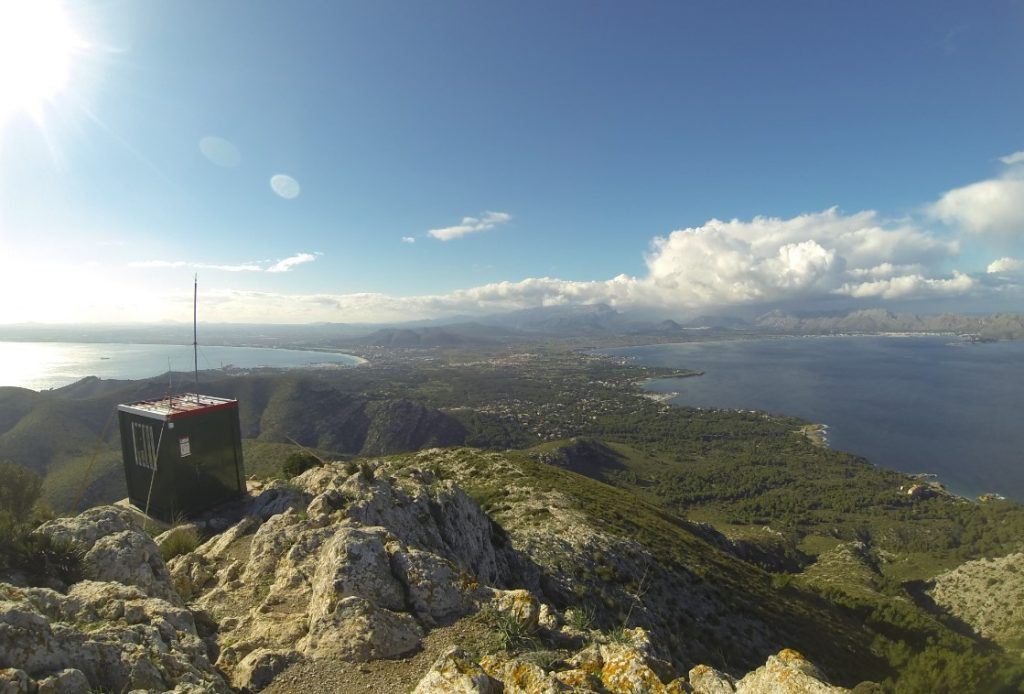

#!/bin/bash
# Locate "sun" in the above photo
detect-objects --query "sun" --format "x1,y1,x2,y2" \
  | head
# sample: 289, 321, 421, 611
0, 0, 85, 122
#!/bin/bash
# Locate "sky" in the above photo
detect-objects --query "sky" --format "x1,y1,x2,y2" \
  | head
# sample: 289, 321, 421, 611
0, 0, 1022, 324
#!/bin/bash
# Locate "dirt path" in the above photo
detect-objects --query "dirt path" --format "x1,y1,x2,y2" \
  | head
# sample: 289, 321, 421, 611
262, 618, 493, 694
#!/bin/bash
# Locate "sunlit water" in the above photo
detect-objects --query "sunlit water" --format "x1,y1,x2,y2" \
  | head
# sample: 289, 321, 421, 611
599, 336, 1024, 502
0, 342, 363, 391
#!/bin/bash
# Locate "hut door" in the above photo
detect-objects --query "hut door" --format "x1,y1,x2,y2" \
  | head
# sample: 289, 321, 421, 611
132, 422, 158, 469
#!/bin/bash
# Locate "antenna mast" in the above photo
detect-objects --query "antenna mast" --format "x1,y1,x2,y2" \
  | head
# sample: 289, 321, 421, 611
193, 274, 199, 400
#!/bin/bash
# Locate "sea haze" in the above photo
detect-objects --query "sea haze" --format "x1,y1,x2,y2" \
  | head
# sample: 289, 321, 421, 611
601, 336, 1024, 503
0, 342, 362, 391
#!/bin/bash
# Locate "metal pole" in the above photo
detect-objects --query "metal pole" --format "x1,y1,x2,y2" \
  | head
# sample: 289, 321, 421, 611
193, 274, 199, 401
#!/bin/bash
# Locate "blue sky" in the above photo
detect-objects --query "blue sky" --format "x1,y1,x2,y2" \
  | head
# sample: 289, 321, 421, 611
1, 1, 1022, 323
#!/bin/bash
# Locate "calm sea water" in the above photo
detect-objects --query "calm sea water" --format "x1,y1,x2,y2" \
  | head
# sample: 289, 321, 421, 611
600, 336, 1024, 502
0, 342, 363, 391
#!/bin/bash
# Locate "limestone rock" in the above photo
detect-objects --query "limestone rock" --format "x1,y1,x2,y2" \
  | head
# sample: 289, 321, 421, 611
734, 649, 847, 694
308, 527, 405, 614
599, 643, 670, 693
0, 581, 226, 693
389, 544, 475, 625
479, 655, 567, 693
413, 647, 498, 694
491, 589, 541, 632
232, 648, 298, 691
0, 669, 30, 694
35, 669, 89, 694
689, 664, 735, 694
36, 506, 180, 605
303, 596, 422, 661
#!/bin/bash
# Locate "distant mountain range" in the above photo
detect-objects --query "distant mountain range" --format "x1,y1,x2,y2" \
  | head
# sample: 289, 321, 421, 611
3, 306, 1023, 347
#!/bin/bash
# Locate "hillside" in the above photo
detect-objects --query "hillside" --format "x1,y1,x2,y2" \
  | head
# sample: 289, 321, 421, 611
929, 552, 1024, 653
350, 323, 518, 348
0, 374, 467, 511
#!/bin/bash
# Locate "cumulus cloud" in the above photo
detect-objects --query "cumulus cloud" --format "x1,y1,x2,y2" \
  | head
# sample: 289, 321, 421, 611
130, 252, 319, 274
987, 257, 1024, 275
639, 208, 960, 305
929, 153, 1024, 238
999, 150, 1024, 166
401, 236, 416, 244
930, 176, 1024, 238
167, 207, 989, 323
428, 211, 511, 241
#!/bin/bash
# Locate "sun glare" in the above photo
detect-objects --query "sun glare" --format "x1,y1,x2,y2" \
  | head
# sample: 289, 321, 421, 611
0, 0, 85, 122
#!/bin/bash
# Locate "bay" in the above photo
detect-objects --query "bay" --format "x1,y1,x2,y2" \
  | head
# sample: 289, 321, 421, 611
600, 336, 1024, 502
0, 341, 364, 392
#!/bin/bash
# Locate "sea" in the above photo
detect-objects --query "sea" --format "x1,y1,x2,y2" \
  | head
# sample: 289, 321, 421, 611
599, 335, 1024, 503
0, 341, 363, 392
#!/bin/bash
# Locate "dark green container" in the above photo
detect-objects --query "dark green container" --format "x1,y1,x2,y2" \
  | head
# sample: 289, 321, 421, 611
118, 394, 246, 522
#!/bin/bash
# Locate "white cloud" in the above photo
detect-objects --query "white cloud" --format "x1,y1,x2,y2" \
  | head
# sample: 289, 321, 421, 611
428, 211, 511, 241
401, 236, 416, 244
836, 272, 975, 300
930, 176, 1024, 238
639, 208, 960, 306
152, 207, 984, 323
987, 257, 1024, 275
266, 252, 318, 273
999, 150, 1024, 166
129, 252, 319, 274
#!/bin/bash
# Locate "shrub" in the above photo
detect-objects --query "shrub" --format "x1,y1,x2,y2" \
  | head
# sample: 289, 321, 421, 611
281, 451, 322, 479
159, 525, 202, 561
0, 460, 42, 521
565, 605, 595, 631
0, 516, 83, 586
479, 606, 539, 652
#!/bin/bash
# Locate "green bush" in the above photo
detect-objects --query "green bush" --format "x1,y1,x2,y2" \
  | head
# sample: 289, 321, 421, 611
0, 515, 83, 586
281, 451, 322, 478
158, 525, 202, 561
0, 460, 42, 521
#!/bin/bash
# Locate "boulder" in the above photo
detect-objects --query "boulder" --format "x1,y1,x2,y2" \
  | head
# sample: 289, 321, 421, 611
388, 545, 475, 625
303, 596, 422, 661
35, 669, 89, 694
491, 589, 541, 632
689, 664, 735, 694
479, 655, 567, 693
413, 647, 498, 694
599, 643, 671, 693
36, 507, 180, 605
232, 648, 298, 692
734, 649, 847, 694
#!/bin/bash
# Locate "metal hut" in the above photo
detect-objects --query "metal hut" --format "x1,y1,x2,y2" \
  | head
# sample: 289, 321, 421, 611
118, 393, 246, 522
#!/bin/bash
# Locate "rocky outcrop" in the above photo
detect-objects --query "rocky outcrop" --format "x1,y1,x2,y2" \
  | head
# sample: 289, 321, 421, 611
167, 463, 524, 689
412, 634, 847, 694
733, 648, 847, 693
2, 454, 862, 693
0, 581, 225, 692
412, 647, 499, 693
35, 506, 181, 604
